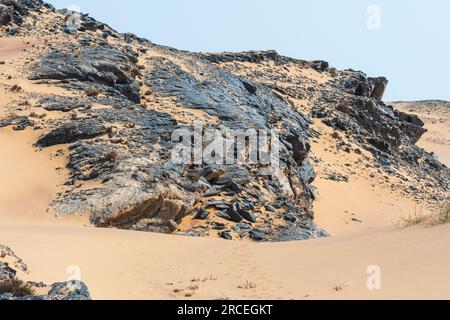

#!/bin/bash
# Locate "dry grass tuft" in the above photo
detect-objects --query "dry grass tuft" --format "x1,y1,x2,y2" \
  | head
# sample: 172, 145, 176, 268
0, 279, 35, 297
398, 199, 450, 228
238, 280, 257, 290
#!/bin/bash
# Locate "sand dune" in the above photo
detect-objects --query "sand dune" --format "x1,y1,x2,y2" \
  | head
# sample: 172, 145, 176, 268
1, 223, 449, 300
393, 101, 450, 168
0, 128, 64, 224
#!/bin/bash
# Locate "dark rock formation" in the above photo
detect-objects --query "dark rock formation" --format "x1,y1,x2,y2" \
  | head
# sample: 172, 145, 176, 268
36, 121, 108, 147
30, 46, 142, 103
0, 0, 46, 26
1, 0, 448, 242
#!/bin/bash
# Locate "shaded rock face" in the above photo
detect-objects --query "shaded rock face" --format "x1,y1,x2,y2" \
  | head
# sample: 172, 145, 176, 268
36, 121, 108, 147
46, 281, 91, 301
145, 54, 311, 130
30, 46, 142, 103
343, 72, 388, 101
370, 77, 388, 101
140, 50, 326, 240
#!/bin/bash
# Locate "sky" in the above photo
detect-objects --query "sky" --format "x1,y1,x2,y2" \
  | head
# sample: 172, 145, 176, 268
47, 0, 450, 102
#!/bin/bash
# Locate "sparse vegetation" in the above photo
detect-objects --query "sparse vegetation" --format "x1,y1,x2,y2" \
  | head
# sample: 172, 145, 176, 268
398, 208, 429, 227
188, 284, 199, 291
0, 279, 35, 297
333, 282, 348, 292
238, 281, 257, 290
398, 199, 450, 227
433, 199, 450, 226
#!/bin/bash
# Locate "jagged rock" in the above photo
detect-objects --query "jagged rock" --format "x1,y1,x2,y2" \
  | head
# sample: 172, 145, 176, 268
30, 46, 141, 103
0, 262, 16, 280
285, 133, 311, 165
211, 222, 226, 230
0, 0, 45, 27
46, 280, 91, 300
284, 214, 297, 223
238, 209, 257, 223
224, 203, 244, 223
201, 166, 225, 182
343, 73, 388, 101
44, 101, 91, 112
241, 79, 257, 95
219, 231, 233, 240
0, 115, 33, 131
88, 187, 195, 231
132, 218, 178, 234
249, 229, 265, 241
3, 0, 447, 243
206, 201, 230, 210
36, 121, 107, 147
0, 4, 13, 25
194, 209, 209, 220
215, 166, 252, 187
0, 245, 27, 274
369, 77, 388, 101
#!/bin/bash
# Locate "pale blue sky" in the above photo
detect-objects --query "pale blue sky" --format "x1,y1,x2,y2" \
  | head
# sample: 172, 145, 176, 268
47, 0, 450, 102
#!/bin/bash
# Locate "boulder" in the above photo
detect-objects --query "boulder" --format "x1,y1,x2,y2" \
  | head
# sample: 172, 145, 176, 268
0, 4, 13, 25
219, 231, 233, 240
194, 209, 209, 220
249, 229, 265, 241
47, 280, 91, 301
369, 77, 388, 101
238, 209, 257, 223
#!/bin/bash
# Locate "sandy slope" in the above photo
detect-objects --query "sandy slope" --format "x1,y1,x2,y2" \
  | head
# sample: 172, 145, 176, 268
310, 120, 430, 236
1, 223, 449, 300
0, 128, 63, 223
393, 101, 450, 168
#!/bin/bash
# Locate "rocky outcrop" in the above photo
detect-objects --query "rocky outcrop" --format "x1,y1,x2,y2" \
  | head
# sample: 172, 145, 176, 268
1, 1, 448, 242
36, 121, 108, 147
370, 77, 388, 101
211, 51, 449, 209
30, 46, 142, 103
341, 72, 388, 101
0, 0, 46, 26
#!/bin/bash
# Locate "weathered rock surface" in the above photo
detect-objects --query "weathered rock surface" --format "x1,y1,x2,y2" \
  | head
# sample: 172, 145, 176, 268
30, 46, 142, 103
36, 120, 108, 147
211, 50, 449, 211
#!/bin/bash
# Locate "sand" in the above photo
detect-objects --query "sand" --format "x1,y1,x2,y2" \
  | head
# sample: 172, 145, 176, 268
309, 119, 432, 236
393, 101, 450, 168
1, 223, 449, 300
